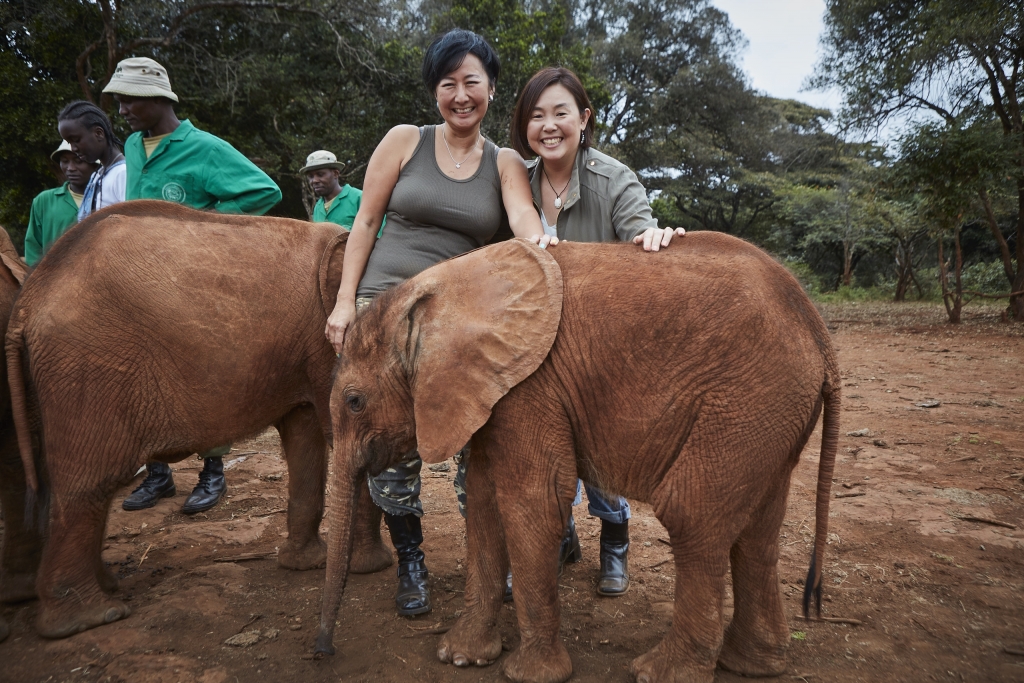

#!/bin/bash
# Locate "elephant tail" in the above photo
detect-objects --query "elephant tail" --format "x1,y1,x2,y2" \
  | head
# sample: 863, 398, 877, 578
5, 315, 37, 494
803, 373, 840, 618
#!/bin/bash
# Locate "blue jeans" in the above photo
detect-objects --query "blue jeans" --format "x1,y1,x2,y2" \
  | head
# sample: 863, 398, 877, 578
573, 480, 630, 524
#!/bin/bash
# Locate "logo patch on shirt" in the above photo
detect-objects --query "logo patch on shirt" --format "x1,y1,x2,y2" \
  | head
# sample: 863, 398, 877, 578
162, 182, 186, 203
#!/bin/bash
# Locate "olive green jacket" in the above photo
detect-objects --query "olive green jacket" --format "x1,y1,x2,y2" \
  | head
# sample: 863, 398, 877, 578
526, 146, 657, 243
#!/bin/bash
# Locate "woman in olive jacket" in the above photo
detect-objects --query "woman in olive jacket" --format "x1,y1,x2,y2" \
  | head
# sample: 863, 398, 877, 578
509, 66, 686, 598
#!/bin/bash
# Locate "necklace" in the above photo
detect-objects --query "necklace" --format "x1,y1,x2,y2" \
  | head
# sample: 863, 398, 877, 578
441, 124, 477, 169
543, 168, 571, 209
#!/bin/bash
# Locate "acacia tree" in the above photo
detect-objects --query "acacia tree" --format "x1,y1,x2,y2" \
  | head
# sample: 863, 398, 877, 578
813, 0, 1024, 317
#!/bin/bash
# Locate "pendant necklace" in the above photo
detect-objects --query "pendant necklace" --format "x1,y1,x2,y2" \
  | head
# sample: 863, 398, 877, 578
543, 168, 571, 209
441, 124, 476, 169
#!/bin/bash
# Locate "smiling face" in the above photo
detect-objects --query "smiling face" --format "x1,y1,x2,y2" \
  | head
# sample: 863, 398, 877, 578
307, 168, 342, 198
526, 84, 591, 166
58, 152, 98, 192
435, 54, 494, 132
57, 119, 107, 165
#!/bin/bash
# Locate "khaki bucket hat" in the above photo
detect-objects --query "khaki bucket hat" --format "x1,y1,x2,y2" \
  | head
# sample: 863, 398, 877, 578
50, 139, 74, 161
300, 150, 345, 174
102, 57, 179, 102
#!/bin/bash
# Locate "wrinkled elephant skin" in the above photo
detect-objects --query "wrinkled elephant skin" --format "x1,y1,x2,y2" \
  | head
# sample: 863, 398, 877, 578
317, 234, 841, 683
4, 201, 391, 639
0, 226, 30, 643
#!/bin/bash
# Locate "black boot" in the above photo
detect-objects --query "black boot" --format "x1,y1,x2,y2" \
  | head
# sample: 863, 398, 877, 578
182, 457, 226, 515
504, 569, 513, 603
122, 462, 176, 511
384, 513, 431, 616
597, 519, 630, 596
558, 514, 582, 574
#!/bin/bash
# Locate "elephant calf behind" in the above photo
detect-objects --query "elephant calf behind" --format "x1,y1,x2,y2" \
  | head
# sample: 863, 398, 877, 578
4, 201, 391, 639
317, 233, 840, 683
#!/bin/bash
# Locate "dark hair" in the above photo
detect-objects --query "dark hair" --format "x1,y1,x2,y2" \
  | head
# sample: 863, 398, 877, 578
422, 29, 500, 93
58, 100, 123, 151
510, 67, 595, 158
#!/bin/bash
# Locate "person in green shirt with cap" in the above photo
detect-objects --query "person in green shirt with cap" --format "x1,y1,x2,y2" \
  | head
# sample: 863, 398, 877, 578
302, 150, 362, 228
102, 56, 282, 515
103, 56, 282, 215
24, 140, 98, 266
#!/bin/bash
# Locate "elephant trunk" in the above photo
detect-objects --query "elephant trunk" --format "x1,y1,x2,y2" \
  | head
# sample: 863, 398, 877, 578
314, 447, 362, 657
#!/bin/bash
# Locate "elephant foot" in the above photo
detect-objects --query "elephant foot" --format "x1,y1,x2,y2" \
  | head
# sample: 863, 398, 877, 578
278, 536, 327, 570
97, 565, 119, 594
0, 616, 8, 643
348, 537, 393, 575
717, 623, 788, 676
36, 595, 131, 639
630, 642, 714, 683
0, 571, 37, 603
501, 639, 572, 683
437, 615, 502, 668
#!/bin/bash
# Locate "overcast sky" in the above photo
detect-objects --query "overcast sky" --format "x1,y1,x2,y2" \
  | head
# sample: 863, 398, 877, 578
710, 0, 842, 113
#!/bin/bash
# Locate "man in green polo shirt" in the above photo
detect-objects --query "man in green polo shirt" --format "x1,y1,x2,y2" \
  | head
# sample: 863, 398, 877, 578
102, 56, 282, 515
302, 150, 361, 228
24, 140, 99, 266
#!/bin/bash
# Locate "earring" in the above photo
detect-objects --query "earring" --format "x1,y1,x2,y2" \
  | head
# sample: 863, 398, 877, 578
489, 94, 494, 102
437, 101, 441, 110
580, 131, 585, 144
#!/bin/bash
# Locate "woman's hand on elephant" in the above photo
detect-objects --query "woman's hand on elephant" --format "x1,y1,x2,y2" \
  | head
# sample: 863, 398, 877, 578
634, 227, 686, 252
526, 234, 559, 249
326, 300, 357, 354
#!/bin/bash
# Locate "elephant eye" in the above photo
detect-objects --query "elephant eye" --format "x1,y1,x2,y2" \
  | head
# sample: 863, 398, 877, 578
345, 392, 366, 414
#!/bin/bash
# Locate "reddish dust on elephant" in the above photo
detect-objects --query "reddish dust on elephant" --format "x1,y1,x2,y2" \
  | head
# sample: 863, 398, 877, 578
1, 218, 1022, 682
315, 235, 840, 683
1, 202, 391, 640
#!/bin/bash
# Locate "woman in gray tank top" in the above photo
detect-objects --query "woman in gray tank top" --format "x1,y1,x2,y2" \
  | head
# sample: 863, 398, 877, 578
324, 29, 555, 619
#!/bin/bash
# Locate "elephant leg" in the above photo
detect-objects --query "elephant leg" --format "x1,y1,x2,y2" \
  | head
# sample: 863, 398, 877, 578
276, 405, 328, 570
437, 437, 506, 668
718, 477, 791, 676
493, 427, 576, 683
36, 485, 130, 638
347, 482, 393, 574
0, 422, 42, 603
630, 456, 734, 683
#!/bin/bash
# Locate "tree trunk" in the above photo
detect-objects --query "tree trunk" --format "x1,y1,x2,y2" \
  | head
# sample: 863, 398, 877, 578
938, 227, 963, 324
1011, 178, 1024, 320
842, 241, 853, 287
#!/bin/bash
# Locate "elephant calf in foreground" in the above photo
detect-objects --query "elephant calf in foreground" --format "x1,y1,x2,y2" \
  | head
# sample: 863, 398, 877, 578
316, 234, 840, 683
4, 201, 392, 639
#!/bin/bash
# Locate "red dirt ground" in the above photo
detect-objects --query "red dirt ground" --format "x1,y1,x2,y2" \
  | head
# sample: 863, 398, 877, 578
1, 301, 1023, 683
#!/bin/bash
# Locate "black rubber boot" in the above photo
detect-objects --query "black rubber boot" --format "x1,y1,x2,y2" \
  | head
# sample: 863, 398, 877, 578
596, 519, 630, 596
122, 462, 176, 511
504, 569, 513, 603
384, 513, 431, 616
558, 514, 582, 574
182, 457, 226, 515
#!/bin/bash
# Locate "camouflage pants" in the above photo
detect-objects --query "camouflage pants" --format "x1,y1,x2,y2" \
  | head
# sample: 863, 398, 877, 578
351, 296, 424, 516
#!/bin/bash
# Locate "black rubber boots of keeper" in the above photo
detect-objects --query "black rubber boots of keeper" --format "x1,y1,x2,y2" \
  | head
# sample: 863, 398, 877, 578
384, 513, 431, 616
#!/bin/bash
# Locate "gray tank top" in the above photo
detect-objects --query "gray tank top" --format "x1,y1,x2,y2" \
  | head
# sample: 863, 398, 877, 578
357, 125, 504, 297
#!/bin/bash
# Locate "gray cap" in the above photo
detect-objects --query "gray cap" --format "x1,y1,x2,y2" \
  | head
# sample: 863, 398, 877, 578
300, 150, 345, 174
102, 57, 179, 102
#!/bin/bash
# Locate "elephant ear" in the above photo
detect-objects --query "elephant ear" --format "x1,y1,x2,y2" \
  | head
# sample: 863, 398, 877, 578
318, 231, 349, 316
0, 227, 27, 286
397, 239, 563, 463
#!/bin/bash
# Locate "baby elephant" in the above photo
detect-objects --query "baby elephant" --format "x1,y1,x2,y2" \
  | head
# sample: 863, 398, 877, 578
5, 201, 392, 639
316, 234, 840, 683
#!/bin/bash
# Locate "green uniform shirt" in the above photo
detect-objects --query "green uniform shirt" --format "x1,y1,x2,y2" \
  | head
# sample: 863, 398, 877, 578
25, 183, 79, 266
125, 119, 281, 215
312, 184, 384, 236
312, 185, 361, 228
